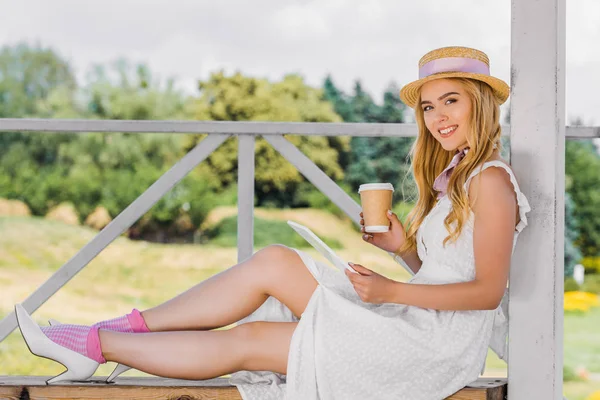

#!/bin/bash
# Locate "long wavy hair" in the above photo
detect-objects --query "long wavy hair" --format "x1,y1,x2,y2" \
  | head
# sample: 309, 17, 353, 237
398, 77, 503, 254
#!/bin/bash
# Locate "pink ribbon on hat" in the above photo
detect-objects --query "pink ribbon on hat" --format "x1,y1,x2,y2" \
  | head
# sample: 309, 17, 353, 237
433, 147, 470, 199
419, 57, 490, 79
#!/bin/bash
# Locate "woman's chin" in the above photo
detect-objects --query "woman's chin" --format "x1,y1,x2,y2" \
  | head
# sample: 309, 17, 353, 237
439, 142, 457, 151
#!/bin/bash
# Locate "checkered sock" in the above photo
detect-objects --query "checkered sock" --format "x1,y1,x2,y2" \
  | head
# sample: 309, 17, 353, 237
41, 324, 106, 364
92, 309, 150, 333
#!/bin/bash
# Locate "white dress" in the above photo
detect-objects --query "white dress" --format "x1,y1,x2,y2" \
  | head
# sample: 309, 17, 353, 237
229, 160, 531, 400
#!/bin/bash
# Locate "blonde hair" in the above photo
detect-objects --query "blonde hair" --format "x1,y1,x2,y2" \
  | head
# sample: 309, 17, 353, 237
398, 78, 503, 255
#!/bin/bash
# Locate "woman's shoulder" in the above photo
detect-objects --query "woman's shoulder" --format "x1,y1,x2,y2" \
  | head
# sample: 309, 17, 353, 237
466, 156, 515, 186
465, 156, 531, 232
465, 157, 520, 204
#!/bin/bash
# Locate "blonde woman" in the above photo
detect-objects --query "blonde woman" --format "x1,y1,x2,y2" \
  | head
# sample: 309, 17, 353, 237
15, 46, 531, 400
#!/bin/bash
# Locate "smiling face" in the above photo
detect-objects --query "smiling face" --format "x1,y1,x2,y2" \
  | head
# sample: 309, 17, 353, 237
419, 79, 472, 152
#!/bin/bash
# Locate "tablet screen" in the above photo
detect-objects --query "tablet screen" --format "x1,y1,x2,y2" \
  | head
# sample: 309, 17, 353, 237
287, 221, 357, 274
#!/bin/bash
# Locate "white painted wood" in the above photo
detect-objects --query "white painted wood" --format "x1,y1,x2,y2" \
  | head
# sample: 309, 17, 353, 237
0, 134, 231, 343
1, 118, 596, 138
264, 135, 362, 225
510, 0, 565, 398
0, 119, 513, 137
566, 126, 600, 139
237, 135, 255, 263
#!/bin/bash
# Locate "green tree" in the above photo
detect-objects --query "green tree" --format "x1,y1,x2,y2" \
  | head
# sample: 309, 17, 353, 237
564, 191, 582, 277
323, 78, 416, 203
322, 75, 355, 122
565, 139, 600, 256
0, 42, 76, 118
0, 43, 79, 166
0, 56, 218, 237
183, 71, 349, 207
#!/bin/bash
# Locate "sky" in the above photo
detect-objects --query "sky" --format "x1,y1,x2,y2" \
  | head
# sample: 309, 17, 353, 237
1, 0, 599, 125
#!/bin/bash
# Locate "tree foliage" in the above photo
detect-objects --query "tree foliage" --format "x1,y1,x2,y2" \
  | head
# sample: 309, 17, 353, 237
183, 71, 349, 207
566, 140, 600, 257
322, 76, 416, 202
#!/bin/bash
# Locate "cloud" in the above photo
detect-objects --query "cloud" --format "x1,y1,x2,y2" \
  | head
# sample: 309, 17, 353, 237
0, 0, 597, 123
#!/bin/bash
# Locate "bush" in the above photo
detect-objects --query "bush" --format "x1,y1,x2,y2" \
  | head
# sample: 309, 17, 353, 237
292, 181, 359, 219
581, 274, 600, 295
582, 256, 600, 274
563, 364, 584, 382
564, 291, 600, 314
393, 202, 415, 225
202, 215, 343, 249
587, 390, 600, 400
564, 277, 581, 292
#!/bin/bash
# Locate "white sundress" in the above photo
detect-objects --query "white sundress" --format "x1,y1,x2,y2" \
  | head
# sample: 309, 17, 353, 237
229, 160, 532, 400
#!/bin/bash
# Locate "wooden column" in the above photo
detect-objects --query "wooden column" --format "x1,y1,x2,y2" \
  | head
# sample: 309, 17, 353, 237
237, 134, 255, 263
509, 0, 566, 398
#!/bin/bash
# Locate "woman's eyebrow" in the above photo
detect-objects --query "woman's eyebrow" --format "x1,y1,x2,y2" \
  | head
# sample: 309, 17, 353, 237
420, 92, 461, 106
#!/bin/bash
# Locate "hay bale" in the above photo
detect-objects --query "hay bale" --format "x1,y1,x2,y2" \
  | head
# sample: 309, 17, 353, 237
46, 202, 79, 225
0, 198, 32, 217
174, 213, 195, 234
84, 206, 112, 230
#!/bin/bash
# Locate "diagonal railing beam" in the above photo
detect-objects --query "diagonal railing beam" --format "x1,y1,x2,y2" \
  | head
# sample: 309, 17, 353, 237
264, 135, 362, 225
264, 135, 415, 276
0, 134, 231, 342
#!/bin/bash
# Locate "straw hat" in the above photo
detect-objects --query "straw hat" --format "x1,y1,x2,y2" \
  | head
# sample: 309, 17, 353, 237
399, 46, 509, 108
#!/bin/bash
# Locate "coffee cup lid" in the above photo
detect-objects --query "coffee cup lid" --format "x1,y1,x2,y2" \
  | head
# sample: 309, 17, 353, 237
358, 183, 395, 193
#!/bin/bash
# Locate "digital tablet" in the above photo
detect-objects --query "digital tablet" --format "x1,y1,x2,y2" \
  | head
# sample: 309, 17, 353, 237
287, 220, 358, 274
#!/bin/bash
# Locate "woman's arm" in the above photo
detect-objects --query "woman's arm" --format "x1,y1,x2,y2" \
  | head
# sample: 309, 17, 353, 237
388, 280, 499, 310
348, 166, 517, 311
393, 248, 422, 275
392, 167, 517, 310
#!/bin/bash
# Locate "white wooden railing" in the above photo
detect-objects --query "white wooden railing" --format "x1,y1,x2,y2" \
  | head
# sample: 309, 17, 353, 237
0, 118, 597, 400
0, 119, 595, 335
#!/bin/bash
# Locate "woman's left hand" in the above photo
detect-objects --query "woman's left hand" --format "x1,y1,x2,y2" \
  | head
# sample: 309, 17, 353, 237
345, 263, 397, 304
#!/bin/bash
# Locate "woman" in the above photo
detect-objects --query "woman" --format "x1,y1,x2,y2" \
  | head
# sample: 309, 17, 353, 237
16, 46, 531, 400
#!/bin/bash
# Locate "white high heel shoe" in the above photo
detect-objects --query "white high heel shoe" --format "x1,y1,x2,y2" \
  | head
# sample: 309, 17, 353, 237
48, 318, 132, 382
15, 304, 99, 384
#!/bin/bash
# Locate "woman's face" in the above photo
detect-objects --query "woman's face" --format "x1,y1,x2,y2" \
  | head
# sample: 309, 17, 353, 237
419, 79, 472, 152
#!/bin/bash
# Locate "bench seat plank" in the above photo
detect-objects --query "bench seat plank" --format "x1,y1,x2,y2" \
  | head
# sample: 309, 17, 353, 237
0, 376, 507, 400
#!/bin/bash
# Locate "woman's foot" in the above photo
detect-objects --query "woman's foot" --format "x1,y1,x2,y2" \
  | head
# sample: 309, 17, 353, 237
47, 308, 149, 382
15, 304, 105, 384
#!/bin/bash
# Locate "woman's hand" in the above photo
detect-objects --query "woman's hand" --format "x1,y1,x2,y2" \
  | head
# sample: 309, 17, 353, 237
360, 210, 407, 253
345, 263, 398, 304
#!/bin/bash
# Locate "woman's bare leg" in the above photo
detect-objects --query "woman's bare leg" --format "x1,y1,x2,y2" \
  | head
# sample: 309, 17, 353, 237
99, 321, 297, 379
141, 245, 317, 331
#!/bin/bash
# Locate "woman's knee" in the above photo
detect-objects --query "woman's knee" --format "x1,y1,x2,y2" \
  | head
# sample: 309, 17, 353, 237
256, 244, 294, 260
232, 322, 296, 372
252, 244, 299, 273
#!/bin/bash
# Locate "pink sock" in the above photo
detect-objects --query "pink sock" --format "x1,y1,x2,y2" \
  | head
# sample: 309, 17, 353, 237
92, 309, 150, 333
41, 324, 106, 364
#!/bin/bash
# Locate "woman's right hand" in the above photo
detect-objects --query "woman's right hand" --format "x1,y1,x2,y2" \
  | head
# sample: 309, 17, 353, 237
360, 210, 407, 254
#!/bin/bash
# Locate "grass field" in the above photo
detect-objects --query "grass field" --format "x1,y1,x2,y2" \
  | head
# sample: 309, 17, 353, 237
0, 209, 598, 399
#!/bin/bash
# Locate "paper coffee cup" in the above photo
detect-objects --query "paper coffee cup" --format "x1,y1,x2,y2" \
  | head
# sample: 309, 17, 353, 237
358, 183, 394, 233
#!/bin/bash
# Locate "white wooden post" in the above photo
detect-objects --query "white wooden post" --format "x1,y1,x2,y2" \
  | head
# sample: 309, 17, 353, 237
510, 0, 565, 398
237, 135, 255, 262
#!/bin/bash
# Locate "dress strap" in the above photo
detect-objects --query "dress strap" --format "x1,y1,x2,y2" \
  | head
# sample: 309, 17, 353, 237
463, 160, 532, 233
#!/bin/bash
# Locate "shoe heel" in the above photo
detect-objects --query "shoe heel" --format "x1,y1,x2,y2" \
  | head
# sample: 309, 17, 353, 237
15, 304, 99, 384
47, 365, 97, 385
49, 317, 133, 383
107, 363, 132, 382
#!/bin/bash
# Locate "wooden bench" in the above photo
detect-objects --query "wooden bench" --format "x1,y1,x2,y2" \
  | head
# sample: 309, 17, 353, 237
0, 376, 506, 399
